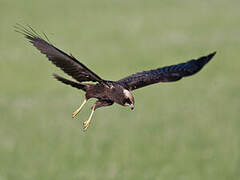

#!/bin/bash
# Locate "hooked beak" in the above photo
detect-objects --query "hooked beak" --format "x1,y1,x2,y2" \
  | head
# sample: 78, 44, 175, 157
129, 104, 134, 110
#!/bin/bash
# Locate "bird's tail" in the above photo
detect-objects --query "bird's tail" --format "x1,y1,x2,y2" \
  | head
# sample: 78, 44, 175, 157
53, 73, 87, 91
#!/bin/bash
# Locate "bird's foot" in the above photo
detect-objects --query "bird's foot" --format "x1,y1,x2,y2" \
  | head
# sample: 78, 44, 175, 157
72, 109, 80, 118
72, 99, 87, 118
82, 107, 95, 131
83, 120, 91, 131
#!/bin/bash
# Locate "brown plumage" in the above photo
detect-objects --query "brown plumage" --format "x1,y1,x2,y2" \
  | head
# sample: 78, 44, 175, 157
15, 24, 216, 131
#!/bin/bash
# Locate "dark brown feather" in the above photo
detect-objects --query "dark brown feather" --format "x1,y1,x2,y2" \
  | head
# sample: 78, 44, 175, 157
15, 24, 107, 85
53, 73, 87, 91
117, 52, 216, 91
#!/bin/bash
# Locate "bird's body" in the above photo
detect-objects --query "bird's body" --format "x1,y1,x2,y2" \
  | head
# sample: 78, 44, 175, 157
15, 24, 216, 131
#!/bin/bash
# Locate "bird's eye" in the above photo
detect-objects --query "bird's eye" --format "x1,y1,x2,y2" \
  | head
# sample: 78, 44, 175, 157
124, 98, 132, 105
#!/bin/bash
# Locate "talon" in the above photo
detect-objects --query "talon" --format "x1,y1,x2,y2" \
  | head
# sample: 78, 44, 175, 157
72, 110, 78, 118
83, 121, 90, 131
82, 105, 95, 131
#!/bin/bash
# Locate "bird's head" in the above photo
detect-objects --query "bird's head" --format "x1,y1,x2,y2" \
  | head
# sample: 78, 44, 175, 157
123, 89, 135, 110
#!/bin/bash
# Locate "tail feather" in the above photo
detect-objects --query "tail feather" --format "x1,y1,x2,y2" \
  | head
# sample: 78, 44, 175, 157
53, 73, 87, 91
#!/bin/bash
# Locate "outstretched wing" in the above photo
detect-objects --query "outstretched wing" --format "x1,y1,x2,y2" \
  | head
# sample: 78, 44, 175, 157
15, 24, 107, 85
117, 52, 216, 91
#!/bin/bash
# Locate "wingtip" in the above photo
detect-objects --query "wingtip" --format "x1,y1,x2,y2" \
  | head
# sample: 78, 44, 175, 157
194, 51, 217, 68
52, 73, 59, 79
209, 51, 217, 58
52, 73, 65, 82
203, 51, 217, 63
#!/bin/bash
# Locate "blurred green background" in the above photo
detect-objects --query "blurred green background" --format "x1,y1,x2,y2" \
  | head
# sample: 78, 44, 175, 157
0, 0, 239, 179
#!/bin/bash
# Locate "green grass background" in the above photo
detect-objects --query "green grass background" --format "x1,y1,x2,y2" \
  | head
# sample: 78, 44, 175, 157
0, 0, 239, 179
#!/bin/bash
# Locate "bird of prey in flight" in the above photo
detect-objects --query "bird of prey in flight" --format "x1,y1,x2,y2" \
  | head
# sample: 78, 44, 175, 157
15, 24, 216, 131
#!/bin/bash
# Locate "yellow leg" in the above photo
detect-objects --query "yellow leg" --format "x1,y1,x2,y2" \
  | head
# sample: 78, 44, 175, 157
83, 108, 95, 131
72, 99, 87, 118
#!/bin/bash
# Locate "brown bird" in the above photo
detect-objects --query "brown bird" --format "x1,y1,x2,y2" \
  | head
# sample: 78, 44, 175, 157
15, 24, 216, 131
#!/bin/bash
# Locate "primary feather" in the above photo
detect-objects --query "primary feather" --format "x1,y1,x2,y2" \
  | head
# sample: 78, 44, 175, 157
15, 24, 106, 85
118, 52, 216, 91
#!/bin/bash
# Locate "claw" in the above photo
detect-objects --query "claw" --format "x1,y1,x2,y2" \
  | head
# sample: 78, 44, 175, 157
82, 107, 95, 131
83, 121, 90, 131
